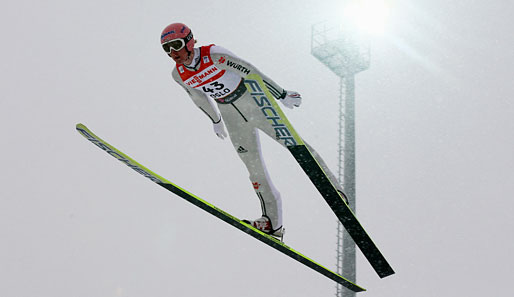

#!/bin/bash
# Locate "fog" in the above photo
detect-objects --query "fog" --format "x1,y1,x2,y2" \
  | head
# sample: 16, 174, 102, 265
1, 1, 513, 296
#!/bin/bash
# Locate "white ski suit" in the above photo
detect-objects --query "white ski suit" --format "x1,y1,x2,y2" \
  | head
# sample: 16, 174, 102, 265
172, 45, 343, 232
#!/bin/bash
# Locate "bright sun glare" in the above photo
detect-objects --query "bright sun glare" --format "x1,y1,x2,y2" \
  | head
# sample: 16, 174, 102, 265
343, 0, 390, 35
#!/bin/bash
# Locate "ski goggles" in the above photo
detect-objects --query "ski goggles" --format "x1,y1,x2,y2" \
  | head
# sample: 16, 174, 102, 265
162, 31, 193, 53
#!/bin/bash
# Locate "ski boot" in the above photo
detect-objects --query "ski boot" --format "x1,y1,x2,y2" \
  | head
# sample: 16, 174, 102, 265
243, 216, 285, 242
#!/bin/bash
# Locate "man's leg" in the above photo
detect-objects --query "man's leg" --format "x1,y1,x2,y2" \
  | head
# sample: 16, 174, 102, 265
219, 103, 283, 232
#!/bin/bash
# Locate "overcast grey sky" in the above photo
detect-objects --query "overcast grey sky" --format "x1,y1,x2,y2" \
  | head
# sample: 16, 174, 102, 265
1, 1, 513, 296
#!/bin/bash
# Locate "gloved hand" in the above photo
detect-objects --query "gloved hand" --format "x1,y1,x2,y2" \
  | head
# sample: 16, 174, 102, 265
213, 119, 228, 139
279, 90, 302, 109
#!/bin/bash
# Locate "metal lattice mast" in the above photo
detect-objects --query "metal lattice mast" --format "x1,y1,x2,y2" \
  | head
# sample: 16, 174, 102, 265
311, 21, 369, 297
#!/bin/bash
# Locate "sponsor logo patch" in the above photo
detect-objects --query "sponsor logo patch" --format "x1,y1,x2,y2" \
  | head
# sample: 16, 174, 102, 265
161, 30, 175, 41
184, 65, 223, 87
226, 60, 250, 75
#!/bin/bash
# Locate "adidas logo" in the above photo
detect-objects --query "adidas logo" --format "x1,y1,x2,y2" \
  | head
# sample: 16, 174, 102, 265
237, 146, 248, 153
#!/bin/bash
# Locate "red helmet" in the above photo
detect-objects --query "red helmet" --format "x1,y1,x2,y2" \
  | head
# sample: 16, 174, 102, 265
160, 23, 195, 53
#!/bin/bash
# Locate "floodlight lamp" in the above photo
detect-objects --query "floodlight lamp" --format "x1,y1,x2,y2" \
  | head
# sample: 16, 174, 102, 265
342, 0, 390, 36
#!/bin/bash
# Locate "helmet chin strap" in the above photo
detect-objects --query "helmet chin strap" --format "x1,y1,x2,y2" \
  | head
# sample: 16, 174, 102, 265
185, 39, 197, 61
183, 48, 196, 66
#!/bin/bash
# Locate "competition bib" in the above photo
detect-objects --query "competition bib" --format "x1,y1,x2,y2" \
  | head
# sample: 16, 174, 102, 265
177, 45, 241, 100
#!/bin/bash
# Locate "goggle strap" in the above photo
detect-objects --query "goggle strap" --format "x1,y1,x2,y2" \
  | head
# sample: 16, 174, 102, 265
184, 30, 193, 43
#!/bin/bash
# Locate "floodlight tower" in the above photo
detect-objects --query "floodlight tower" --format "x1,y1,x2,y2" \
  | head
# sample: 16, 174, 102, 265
311, 21, 369, 297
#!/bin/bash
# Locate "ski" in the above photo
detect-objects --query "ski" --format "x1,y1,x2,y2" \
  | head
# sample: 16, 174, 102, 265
289, 145, 394, 278
245, 74, 395, 278
76, 123, 366, 292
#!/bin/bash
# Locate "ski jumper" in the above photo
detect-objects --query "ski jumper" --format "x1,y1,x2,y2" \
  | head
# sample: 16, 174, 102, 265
172, 45, 344, 231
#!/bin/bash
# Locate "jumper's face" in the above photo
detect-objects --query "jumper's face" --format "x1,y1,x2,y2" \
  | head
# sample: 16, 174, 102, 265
168, 47, 190, 64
